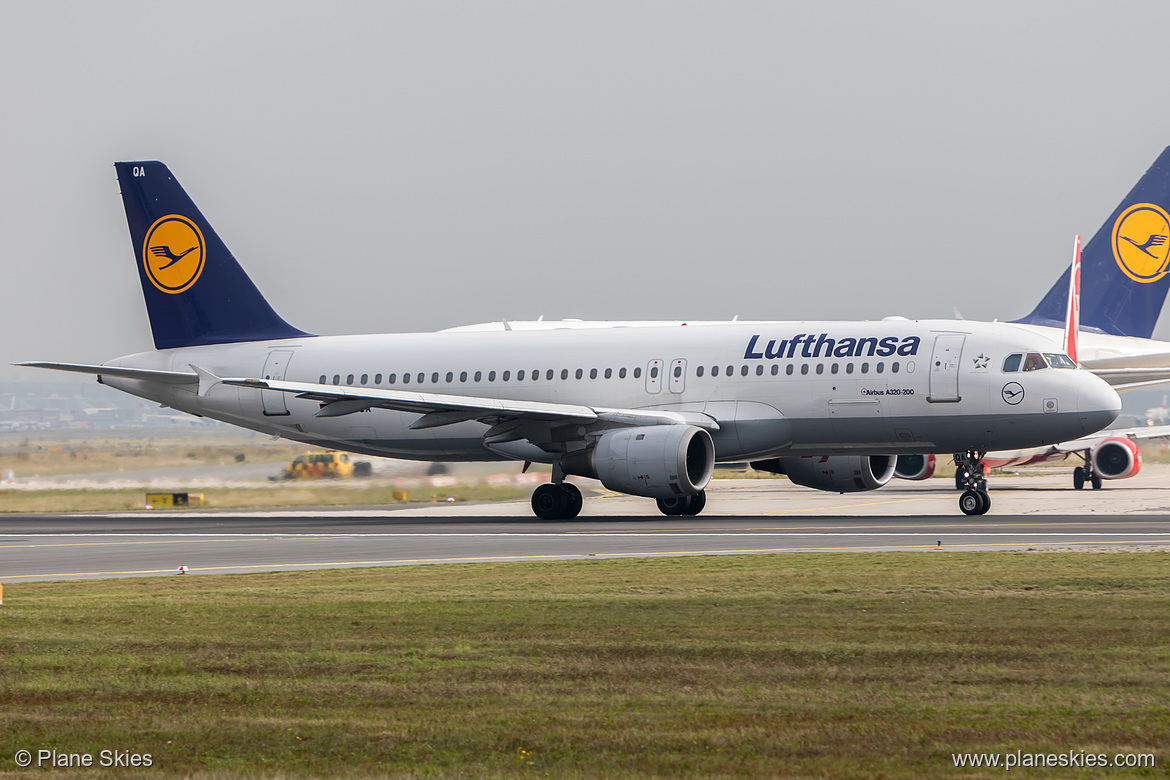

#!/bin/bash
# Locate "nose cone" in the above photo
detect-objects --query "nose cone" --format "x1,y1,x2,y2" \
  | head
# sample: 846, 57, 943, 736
1077, 373, 1121, 435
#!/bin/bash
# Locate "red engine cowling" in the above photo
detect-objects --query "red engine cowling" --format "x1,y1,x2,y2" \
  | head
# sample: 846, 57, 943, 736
894, 454, 936, 481
1090, 437, 1141, 480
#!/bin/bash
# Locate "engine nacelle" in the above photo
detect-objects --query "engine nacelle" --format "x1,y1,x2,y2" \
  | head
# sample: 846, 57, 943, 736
1091, 437, 1141, 480
894, 453, 936, 481
561, 425, 714, 499
751, 455, 896, 493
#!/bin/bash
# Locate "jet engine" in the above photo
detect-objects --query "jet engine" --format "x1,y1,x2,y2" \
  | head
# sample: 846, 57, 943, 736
1090, 437, 1141, 480
560, 425, 714, 499
750, 455, 896, 493
894, 453, 936, 481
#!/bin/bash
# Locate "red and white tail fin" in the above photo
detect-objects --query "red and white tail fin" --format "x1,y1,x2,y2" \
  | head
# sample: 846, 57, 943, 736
1063, 234, 1082, 364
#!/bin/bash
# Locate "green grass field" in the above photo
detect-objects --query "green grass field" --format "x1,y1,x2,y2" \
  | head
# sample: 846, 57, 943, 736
1, 553, 1166, 778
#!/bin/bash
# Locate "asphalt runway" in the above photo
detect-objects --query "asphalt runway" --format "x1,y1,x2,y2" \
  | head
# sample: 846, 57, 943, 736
4, 468, 1170, 581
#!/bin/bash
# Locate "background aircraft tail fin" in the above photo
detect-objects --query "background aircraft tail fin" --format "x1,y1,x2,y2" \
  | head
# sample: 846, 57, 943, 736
114, 161, 311, 350
1014, 146, 1170, 338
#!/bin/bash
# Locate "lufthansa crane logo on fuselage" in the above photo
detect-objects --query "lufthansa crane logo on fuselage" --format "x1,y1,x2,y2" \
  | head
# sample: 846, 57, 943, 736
143, 215, 205, 294
1112, 203, 1170, 284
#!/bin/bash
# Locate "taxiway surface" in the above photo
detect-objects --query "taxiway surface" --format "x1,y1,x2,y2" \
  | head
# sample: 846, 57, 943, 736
3, 469, 1170, 581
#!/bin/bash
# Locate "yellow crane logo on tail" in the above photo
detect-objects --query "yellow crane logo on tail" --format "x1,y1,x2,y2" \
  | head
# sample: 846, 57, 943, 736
1112, 203, 1170, 283
143, 215, 205, 294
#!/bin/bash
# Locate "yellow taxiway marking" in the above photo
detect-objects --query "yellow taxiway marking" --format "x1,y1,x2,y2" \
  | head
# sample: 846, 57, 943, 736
5, 539, 1169, 580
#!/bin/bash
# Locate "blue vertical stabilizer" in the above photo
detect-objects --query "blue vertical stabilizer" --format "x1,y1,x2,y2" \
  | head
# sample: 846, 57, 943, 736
115, 161, 312, 350
1014, 147, 1170, 338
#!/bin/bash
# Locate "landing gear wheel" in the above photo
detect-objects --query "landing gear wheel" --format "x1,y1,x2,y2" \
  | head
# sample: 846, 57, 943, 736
656, 496, 688, 516
683, 491, 706, 516
1091, 473, 1102, 490
1073, 466, 1085, 490
532, 484, 568, 520
563, 482, 583, 518
959, 489, 991, 516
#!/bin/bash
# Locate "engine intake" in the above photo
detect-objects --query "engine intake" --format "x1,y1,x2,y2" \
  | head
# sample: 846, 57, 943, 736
751, 454, 896, 493
1090, 437, 1141, 480
894, 453, 936, 481
561, 425, 714, 499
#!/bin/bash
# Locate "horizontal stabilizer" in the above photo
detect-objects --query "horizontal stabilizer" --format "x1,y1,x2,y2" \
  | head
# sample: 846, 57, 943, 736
15, 361, 198, 384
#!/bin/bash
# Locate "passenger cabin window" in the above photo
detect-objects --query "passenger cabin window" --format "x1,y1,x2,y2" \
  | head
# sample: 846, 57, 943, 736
619, 368, 627, 379
347, 374, 354, 385
375, 373, 382, 384
771, 365, 779, 375
650, 366, 659, 378
361, 374, 368, 385
711, 365, 719, 377
634, 367, 642, 379
474, 371, 482, 382
319, 375, 326, 384
1045, 353, 1077, 369
1002, 353, 1022, 372
1022, 353, 1047, 371
446, 372, 454, 383
590, 368, 597, 379
561, 369, 569, 380
388, 373, 397, 384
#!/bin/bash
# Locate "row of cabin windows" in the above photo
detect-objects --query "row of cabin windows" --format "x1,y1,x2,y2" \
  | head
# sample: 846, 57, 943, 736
321, 366, 647, 386
697, 361, 901, 377
318, 360, 905, 386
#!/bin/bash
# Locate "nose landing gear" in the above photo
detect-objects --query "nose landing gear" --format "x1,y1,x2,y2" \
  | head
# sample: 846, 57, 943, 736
954, 450, 991, 515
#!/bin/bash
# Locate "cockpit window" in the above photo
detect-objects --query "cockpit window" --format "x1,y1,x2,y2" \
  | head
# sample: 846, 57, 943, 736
1044, 353, 1077, 369
1002, 353, 1022, 372
1022, 352, 1048, 371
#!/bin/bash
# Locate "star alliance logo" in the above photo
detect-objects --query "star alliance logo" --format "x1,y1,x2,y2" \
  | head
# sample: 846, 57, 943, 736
973, 354, 989, 369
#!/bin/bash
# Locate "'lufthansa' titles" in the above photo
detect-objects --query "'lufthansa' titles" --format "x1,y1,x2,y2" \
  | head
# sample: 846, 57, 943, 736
743, 333, 921, 360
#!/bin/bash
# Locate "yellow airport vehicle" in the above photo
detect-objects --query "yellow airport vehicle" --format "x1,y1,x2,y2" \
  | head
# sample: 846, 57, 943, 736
283, 451, 363, 479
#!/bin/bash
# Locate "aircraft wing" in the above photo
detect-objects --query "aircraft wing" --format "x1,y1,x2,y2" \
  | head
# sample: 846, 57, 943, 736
1050, 423, 1170, 453
221, 376, 720, 433
1088, 367, 1170, 391
15, 361, 199, 385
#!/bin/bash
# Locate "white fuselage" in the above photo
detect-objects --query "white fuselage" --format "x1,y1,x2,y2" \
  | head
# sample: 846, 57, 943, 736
98, 320, 1121, 465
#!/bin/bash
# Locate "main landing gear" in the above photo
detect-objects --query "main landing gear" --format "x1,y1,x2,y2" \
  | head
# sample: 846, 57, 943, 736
954, 450, 991, 516
530, 461, 584, 520
656, 491, 707, 516
1072, 455, 1102, 491
531, 482, 583, 520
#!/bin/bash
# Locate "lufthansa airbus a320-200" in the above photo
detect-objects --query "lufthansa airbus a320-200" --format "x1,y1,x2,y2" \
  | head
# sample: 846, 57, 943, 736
21, 162, 1121, 518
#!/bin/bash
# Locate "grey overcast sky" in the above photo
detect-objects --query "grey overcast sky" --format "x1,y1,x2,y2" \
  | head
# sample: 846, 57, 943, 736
5, 1, 1170, 380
